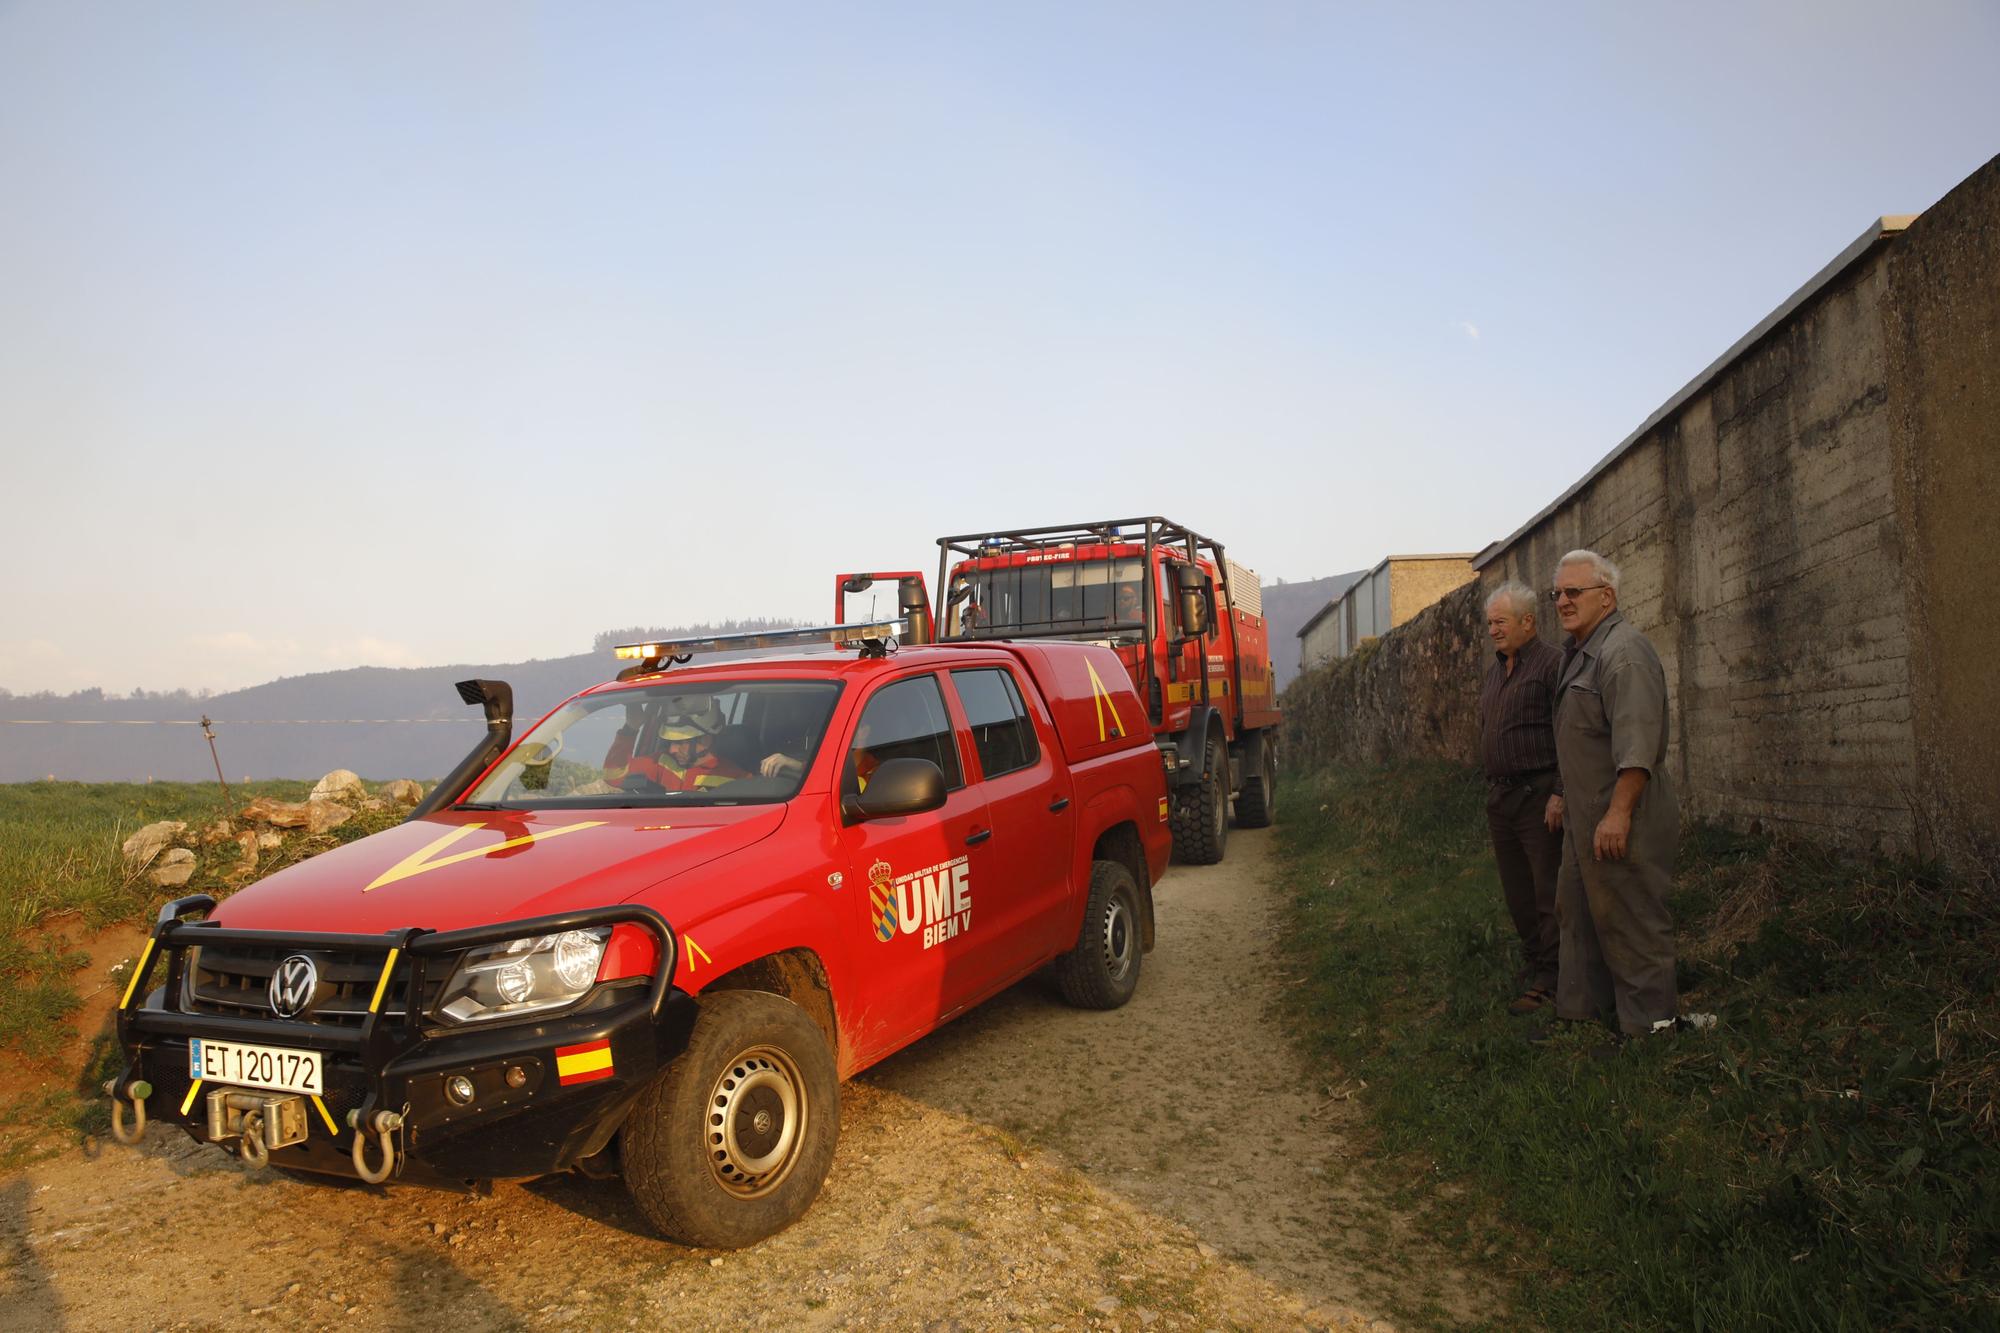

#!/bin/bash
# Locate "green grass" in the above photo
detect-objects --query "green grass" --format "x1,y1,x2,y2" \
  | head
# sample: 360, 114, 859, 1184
0, 778, 411, 1163
0, 779, 316, 931
1273, 761, 2000, 1332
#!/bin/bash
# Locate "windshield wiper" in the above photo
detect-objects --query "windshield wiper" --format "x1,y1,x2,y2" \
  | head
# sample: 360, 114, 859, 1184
452, 802, 515, 811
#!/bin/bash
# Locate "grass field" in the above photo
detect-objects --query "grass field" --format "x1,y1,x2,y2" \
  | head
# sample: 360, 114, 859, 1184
1273, 761, 2000, 1331
0, 779, 407, 1163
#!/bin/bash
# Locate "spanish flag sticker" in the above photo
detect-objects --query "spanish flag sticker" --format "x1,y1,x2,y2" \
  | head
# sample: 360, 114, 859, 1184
555, 1038, 615, 1086
1158, 796, 1169, 822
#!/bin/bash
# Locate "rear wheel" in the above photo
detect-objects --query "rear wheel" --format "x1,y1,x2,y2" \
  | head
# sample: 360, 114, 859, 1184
622, 990, 839, 1249
1054, 859, 1143, 1009
1168, 728, 1229, 865
1234, 732, 1277, 828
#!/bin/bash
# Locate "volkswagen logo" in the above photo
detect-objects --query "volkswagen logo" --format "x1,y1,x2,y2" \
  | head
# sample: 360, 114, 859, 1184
268, 954, 322, 1019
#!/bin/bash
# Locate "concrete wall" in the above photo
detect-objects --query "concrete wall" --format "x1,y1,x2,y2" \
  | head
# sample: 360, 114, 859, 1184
1284, 153, 1997, 871
1884, 157, 2000, 871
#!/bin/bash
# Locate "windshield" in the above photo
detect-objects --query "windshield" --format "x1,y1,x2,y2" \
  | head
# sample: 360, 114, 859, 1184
946, 557, 1150, 638
461, 679, 843, 809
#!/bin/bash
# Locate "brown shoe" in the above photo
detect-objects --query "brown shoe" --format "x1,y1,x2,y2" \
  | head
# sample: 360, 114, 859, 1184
1507, 987, 1554, 1016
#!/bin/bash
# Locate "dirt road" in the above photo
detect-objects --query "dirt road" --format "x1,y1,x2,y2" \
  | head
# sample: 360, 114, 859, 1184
0, 830, 1498, 1331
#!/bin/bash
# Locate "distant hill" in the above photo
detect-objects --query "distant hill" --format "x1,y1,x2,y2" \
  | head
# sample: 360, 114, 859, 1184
1262, 573, 1367, 691
0, 621, 802, 783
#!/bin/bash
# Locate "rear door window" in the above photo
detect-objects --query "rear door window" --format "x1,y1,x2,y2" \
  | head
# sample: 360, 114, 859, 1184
951, 667, 1039, 778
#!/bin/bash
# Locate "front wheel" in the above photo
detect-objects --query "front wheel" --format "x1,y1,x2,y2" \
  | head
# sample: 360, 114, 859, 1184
621, 990, 839, 1249
1054, 859, 1144, 1009
1168, 729, 1229, 865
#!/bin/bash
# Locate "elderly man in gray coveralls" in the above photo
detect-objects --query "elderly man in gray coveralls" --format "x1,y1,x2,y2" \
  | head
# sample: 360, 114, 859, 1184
1549, 549, 1680, 1038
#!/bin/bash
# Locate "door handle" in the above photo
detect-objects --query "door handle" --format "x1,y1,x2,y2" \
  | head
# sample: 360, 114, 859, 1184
1048, 797, 1070, 812
965, 828, 993, 846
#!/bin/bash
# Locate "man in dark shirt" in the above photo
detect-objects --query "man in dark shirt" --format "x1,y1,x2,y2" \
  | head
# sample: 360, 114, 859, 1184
1478, 581, 1565, 1014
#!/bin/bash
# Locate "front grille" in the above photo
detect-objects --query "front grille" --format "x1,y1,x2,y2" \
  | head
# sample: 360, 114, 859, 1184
183, 941, 446, 1026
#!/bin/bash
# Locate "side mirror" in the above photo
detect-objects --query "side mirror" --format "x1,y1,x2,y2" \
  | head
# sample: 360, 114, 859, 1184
841, 758, 948, 823
1175, 565, 1211, 637
898, 577, 932, 646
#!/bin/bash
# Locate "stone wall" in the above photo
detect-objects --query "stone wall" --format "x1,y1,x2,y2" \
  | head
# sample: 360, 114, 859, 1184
1281, 152, 1998, 871
1282, 580, 1485, 770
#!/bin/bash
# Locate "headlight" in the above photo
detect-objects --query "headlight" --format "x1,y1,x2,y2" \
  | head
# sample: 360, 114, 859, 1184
438, 928, 609, 1025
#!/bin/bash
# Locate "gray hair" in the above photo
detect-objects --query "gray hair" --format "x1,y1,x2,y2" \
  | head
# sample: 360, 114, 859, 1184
1484, 581, 1538, 620
1555, 548, 1621, 597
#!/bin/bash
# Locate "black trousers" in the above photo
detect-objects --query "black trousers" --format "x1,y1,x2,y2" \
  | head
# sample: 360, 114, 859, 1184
1486, 771, 1562, 992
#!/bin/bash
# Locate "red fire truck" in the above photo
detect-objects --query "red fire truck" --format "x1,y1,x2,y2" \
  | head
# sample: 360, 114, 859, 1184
835, 516, 1280, 864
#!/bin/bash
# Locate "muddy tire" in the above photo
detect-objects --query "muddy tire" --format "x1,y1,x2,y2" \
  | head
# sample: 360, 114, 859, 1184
1234, 732, 1277, 829
1054, 859, 1144, 1009
621, 989, 839, 1249
1168, 728, 1229, 865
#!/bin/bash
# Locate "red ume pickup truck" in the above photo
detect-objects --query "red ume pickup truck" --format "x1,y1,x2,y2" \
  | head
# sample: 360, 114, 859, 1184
105, 622, 1171, 1248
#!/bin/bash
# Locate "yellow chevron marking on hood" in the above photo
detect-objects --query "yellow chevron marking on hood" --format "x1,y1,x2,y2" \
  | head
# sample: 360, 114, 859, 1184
363, 821, 607, 892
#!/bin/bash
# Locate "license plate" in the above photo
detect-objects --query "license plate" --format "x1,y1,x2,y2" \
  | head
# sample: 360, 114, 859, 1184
188, 1038, 323, 1096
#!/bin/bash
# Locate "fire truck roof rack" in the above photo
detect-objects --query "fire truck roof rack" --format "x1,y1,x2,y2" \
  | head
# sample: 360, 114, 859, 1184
612, 620, 905, 674
935, 516, 1227, 563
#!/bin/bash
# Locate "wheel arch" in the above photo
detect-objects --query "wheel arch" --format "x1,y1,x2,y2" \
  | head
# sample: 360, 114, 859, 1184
702, 947, 841, 1069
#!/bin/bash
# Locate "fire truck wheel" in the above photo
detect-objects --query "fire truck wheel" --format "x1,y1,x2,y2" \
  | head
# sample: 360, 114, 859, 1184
621, 989, 840, 1249
1169, 728, 1229, 865
1054, 859, 1144, 1009
1235, 734, 1277, 828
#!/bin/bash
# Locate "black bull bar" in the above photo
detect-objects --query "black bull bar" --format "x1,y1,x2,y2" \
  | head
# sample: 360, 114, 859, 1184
108, 894, 682, 1185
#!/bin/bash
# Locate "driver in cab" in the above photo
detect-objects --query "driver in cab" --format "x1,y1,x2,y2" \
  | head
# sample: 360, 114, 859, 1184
603, 697, 749, 793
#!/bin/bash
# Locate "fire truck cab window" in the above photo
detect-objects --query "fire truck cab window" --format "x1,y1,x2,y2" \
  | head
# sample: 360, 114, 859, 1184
951, 667, 1039, 778
950, 557, 1146, 636
846, 675, 963, 793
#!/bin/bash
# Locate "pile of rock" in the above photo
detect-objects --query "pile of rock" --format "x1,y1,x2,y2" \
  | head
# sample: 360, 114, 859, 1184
119, 771, 426, 889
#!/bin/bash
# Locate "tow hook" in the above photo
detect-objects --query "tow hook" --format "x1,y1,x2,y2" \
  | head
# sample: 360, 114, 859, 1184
205, 1089, 309, 1168
105, 1079, 151, 1145
348, 1108, 404, 1184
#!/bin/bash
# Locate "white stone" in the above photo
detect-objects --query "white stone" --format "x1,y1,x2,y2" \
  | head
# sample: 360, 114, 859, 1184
148, 848, 196, 887
379, 779, 425, 807
121, 821, 186, 871
310, 769, 367, 804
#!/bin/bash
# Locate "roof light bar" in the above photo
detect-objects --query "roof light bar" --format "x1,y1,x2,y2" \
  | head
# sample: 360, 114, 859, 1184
611, 620, 904, 662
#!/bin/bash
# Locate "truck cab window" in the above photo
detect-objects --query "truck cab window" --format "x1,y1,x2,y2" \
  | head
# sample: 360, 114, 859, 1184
846, 675, 963, 793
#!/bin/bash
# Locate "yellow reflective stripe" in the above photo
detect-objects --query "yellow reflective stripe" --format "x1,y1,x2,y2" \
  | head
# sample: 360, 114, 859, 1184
119, 939, 156, 1010
310, 1095, 338, 1135
180, 1080, 204, 1115
368, 947, 400, 1014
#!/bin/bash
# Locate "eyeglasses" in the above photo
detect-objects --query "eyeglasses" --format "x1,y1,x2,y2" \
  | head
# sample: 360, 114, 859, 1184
1547, 584, 1608, 603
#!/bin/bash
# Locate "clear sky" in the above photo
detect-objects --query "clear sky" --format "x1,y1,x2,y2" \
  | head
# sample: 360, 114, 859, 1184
4, 1, 1996, 695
